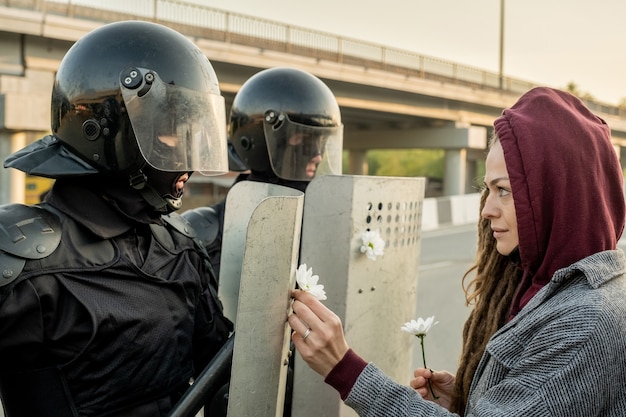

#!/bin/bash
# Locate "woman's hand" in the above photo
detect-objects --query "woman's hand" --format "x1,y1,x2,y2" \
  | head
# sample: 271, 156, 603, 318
288, 290, 350, 378
410, 368, 456, 410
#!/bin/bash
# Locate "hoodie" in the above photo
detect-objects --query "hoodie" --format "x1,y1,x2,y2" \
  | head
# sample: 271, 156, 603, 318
493, 87, 625, 317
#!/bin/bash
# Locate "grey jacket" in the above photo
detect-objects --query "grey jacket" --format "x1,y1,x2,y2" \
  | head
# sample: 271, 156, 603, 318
345, 249, 626, 416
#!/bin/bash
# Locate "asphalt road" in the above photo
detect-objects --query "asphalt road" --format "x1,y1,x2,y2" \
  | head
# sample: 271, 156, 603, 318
414, 223, 478, 375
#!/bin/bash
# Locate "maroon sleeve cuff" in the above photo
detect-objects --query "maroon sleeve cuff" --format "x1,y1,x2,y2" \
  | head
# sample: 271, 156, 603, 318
324, 348, 368, 400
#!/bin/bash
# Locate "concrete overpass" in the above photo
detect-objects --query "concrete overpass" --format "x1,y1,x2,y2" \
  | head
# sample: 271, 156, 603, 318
2, 0, 626, 205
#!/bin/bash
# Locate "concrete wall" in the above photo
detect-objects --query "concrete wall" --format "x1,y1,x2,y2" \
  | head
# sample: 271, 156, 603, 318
421, 192, 481, 231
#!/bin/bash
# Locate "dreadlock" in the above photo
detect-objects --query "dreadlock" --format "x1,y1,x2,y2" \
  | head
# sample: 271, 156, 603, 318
448, 188, 522, 415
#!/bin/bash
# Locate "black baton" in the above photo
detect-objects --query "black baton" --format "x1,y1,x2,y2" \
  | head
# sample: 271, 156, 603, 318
168, 334, 234, 417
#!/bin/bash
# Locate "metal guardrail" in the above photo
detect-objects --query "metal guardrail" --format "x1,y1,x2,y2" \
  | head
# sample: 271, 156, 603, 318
3, 0, 625, 118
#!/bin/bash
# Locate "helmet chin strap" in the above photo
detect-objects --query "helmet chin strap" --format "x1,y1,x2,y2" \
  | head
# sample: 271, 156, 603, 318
129, 170, 182, 214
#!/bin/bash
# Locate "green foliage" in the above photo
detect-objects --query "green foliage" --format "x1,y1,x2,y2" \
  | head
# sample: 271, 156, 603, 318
565, 81, 595, 102
342, 149, 445, 178
565, 81, 581, 96
473, 159, 486, 191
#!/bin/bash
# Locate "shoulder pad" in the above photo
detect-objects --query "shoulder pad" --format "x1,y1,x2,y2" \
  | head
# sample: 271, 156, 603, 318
0, 204, 62, 287
162, 212, 197, 239
0, 204, 61, 259
0, 252, 25, 287
180, 206, 220, 247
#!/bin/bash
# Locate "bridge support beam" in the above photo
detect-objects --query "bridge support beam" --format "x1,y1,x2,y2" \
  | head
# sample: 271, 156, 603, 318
0, 64, 55, 204
444, 148, 466, 195
0, 90, 51, 205
615, 145, 626, 195
0, 131, 27, 204
347, 149, 368, 175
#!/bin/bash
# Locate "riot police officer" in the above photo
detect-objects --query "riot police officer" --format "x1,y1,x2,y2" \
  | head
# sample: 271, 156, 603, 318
181, 66, 343, 416
0, 21, 232, 416
183, 66, 343, 279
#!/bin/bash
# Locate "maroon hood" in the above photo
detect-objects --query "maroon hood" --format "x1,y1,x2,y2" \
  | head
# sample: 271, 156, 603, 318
493, 87, 625, 316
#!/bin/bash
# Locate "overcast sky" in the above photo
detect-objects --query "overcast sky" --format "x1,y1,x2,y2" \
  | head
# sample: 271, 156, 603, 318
196, 0, 626, 105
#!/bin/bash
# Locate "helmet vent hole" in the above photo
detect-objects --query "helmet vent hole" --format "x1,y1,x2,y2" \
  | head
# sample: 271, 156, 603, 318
82, 119, 101, 141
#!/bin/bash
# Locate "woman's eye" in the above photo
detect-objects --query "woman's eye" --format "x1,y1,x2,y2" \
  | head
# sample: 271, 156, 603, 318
498, 187, 511, 197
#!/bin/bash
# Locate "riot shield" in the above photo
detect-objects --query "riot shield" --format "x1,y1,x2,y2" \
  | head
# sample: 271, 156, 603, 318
219, 181, 304, 417
218, 181, 303, 323
291, 175, 426, 417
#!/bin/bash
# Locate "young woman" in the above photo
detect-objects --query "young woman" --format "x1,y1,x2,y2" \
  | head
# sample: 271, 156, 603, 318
409, 189, 522, 415
288, 87, 626, 416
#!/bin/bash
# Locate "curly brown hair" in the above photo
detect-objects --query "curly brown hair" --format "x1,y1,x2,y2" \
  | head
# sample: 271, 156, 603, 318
448, 189, 522, 415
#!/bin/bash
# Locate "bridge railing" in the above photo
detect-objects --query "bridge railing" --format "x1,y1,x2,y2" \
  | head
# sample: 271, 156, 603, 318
3, 0, 625, 118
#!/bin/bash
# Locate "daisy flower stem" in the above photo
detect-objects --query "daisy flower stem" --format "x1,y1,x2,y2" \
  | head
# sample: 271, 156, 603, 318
418, 335, 439, 400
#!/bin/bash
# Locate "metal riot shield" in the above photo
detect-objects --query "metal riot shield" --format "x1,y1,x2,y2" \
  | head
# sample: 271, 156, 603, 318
292, 175, 426, 417
219, 181, 304, 417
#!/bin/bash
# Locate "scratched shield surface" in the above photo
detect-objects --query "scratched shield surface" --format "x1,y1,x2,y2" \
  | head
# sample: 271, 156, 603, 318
293, 174, 426, 417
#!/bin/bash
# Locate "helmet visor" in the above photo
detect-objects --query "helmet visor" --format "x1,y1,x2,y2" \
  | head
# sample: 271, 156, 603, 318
263, 112, 343, 181
121, 68, 227, 175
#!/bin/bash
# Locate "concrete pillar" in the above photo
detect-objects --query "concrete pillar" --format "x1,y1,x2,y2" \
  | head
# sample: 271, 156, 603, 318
0, 131, 26, 204
0, 131, 12, 205
348, 149, 368, 175
616, 145, 626, 195
465, 157, 479, 193
1, 131, 52, 205
3, 132, 26, 203
614, 144, 623, 167
443, 148, 467, 196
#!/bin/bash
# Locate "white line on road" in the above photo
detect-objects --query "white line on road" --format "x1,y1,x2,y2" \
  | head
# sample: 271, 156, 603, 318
419, 261, 454, 271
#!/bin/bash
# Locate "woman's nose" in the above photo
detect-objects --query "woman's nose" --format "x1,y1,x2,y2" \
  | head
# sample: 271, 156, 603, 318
481, 193, 496, 219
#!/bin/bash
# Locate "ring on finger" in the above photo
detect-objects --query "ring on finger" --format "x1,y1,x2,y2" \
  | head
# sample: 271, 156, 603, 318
302, 328, 311, 340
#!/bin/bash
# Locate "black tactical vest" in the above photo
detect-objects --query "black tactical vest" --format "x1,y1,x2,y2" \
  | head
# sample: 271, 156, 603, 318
0, 204, 231, 416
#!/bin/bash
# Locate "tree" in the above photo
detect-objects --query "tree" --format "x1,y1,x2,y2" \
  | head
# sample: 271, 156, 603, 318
565, 81, 595, 102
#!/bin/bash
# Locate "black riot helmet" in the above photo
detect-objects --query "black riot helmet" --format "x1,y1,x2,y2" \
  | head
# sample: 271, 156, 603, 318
229, 67, 343, 183
5, 20, 228, 212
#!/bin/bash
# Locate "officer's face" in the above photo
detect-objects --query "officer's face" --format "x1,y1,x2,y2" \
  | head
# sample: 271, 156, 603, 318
288, 133, 323, 179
